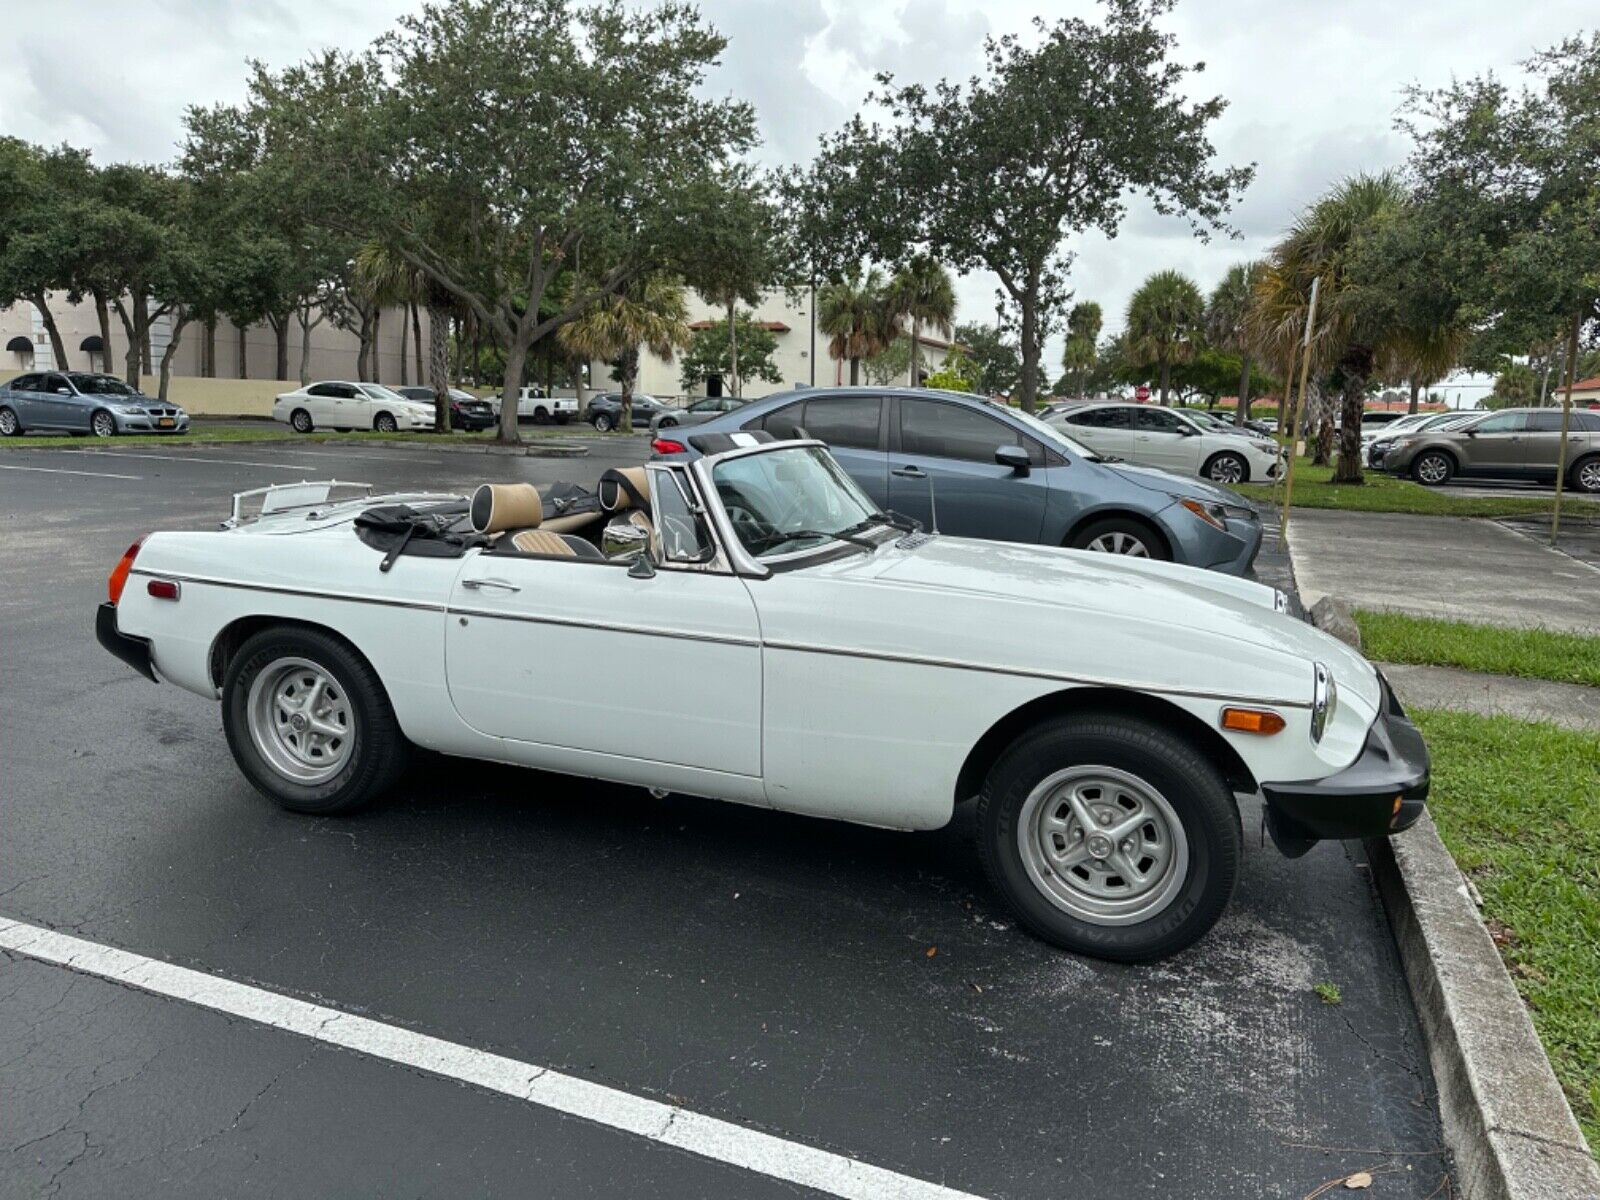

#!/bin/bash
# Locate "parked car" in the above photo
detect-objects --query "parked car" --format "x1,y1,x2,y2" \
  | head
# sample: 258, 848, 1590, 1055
395, 386, 495, 431
0, 371, 189, 438
479, 387, 578, 424
586, 392, 672, 432
1050, 401, 1284, 485
1363, 411, 1475, 467
273, 382, 436, 433
1378, 406, 1600, 491
651, 395, 746, 433
96, 440, 1428, 962
653, 387, 1266, 575
1185, 409, 1279, 440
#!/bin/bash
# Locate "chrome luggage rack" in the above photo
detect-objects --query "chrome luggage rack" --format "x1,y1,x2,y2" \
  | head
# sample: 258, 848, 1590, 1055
224, 480, 374, 528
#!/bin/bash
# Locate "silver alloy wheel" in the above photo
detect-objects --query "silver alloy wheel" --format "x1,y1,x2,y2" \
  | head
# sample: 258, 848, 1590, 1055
375, 412, 398, 433
1207, 454, 1246, 484
92, 410, 116, 438
1086, 530, 1150, 557
1578, 459, 1600, 493
291, 409, 312, 433
1415, 454, 1449, 484
1017, 765, 1189, 926
0, 408, 16, 436
246, 656, 355, 785
594, 413, 613, 432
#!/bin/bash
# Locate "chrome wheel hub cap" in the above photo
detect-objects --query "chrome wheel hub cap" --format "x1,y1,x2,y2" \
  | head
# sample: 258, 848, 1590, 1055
1580, 462, 1600, 491
1086, 531, 1149, 557
93, 413, 113, 437
246, 657, 354, 785
1417, 456, 1447, 483
1210, 458, 1243, 483
0, 410, 15, 434
1017, 765, 1189, 926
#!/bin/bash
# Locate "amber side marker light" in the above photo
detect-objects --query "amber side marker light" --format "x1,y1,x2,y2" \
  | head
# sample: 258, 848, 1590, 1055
1220, 707, 1286, 735
106, 538, 146, 604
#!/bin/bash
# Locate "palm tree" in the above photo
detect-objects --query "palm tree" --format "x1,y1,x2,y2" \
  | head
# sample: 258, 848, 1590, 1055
354, 242, 442, 424
887, 255, 955, 386
1252, 173, 1411, 483
1062, 301, 1103, 397
558, 275, 689, 433
818, 267, 901, 385
1206, 262, 1266, 426
1125, 270, 1204, 405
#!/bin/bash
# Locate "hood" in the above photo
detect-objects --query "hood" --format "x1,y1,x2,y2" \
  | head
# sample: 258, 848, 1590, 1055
1103, 461, 1251, 508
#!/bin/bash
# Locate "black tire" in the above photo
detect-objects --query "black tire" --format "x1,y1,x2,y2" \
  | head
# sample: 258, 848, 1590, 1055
222, 627, 409, 815
290, 408, 314, 433
1068, 516, 1169, 561
1410, 450, 1454, 486
658, 416, 678, 429
555, 414, 570, 425
1203, 451, 1249, 485
373, 411, 399, 433
977, 714, 1241, 962
0, 406, 21, 437
1569, 454, 1600, 495
90, 409, 117, 438
593, 413, 613, 433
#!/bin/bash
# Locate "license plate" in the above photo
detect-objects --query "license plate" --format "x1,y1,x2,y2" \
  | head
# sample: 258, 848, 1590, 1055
158, 418, 175, 428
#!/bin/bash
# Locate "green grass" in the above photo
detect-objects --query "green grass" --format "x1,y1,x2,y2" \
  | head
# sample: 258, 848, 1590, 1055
0, 425, 612, 450
1313, 981, 1343, 1006
1237, 455, 1600, 518
1415, 710, 1600, 1150
1356, 611, 1600, 688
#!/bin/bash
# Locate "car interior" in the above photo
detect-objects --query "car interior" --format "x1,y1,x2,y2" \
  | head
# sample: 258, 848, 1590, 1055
470, 467, 657, 562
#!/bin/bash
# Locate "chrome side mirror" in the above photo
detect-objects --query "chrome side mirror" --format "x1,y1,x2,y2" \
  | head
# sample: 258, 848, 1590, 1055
602, 520, 650, 562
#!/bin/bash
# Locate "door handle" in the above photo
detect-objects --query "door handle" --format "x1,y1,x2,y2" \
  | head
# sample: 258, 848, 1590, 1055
892, 466, 927, 478
461, 578, 521, 593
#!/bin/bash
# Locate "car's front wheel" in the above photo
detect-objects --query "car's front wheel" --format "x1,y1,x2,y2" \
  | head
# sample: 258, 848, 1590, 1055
373, 412, 399, 433
978, 714, 1241, 962
1069, 517, 1169, 561
91, 409, 117, 438
1204, 451, 1249, 485
0, 406, 21, 437
1411, 451, 1454, 486
593, 413, 613, 432
222, 627, 409, 815
290, 408, 314, 433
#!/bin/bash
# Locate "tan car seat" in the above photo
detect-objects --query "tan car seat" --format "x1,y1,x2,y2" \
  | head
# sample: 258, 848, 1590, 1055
469, 483, 601, 558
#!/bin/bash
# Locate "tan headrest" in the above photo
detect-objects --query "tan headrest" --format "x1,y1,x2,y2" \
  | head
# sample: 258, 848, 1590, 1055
471, 483, 542, 534
598, 467, 651, 513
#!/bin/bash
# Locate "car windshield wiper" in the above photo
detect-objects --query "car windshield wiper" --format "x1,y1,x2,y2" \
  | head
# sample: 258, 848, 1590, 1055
838, 511, 921, 538
748, 527, 875, 554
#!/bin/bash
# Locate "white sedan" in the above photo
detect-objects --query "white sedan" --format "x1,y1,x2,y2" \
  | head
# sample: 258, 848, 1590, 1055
95, 437, 1428, 962
1050, 401, 1284, 485
273, 381, 438, 433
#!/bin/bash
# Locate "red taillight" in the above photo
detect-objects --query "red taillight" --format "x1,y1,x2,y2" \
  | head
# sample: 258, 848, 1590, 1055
147, 579, 180, 601
107, 538, 145, 605
651, 438, 686, 455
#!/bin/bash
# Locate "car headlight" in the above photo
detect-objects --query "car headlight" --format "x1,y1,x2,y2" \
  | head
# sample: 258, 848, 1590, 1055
121, 406, 147, 415
1178, 497, 1230, 530
1311, 662, 1338, 743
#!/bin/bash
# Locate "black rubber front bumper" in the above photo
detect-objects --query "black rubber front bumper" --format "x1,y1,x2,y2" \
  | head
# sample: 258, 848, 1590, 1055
1260, 675, 1428, 856
96, 602, 158, 682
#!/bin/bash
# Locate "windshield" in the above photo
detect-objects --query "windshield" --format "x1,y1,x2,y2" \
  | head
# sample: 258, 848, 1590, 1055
68, 373, 136, 396
711, 446, 879, 559
360, 383, 412, 402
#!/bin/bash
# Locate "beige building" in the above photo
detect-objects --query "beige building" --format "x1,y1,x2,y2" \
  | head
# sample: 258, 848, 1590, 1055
1, 292, 432, 388
610, 289, 958, 401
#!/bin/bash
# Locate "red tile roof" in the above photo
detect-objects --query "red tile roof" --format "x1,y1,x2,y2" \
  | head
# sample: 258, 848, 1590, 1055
1567, 375, 1600, 392
688, 319, 791, 333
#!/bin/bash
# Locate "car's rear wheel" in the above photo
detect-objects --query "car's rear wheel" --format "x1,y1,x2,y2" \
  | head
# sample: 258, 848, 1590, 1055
1069, 517, 1169, 561
291, 408, 313, 433
91, 409, 117, 438
978, 714, 1241, 962
1570, 454, 1600, 495
0, 406, 21, 437
1411, 451, 1453, 486
374, 412, 398, 433
222, 627, 409, 815
1204, 451, 1249, 485
658, 416, 678, 429
593, 413, 613, 432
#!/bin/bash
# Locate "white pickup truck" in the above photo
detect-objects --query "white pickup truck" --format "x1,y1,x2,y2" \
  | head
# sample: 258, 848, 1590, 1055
485, 388, 578, 424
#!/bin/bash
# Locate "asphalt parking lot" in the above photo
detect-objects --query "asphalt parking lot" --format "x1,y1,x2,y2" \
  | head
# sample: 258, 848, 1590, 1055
1, 437, 1449, 1198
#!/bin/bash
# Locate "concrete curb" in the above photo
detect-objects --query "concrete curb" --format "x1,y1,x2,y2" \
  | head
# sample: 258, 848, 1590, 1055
1366, 823, 1600, 1199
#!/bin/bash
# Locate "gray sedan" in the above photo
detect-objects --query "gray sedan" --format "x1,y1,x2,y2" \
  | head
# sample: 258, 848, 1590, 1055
0, 371, 189, 438
653, 387, 1266, 576
650, 395, 747, 434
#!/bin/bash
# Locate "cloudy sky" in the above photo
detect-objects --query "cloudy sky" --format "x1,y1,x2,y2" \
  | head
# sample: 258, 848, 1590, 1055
3, 0, 1593, 394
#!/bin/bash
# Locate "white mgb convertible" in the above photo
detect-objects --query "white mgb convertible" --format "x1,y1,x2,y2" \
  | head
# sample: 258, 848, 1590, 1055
97, 434, 1428, 961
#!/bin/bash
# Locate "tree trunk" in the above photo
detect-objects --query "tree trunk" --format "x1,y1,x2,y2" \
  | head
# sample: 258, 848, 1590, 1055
238, 324, 248, 379
29, 293, 70, 373
848, 356, 860, 386
1017, 297, 1040, 412
1549, 313, 1581, 544
430, 303, 455, 436
909, 319, 922, 387
1311, 389, 1333, 466
134, 294, 153, 373
495, 327, 528, 445
1157, 358, 1172, 407
371, 308, 382, 384
619, 346, 639, 433
1234, 354, 1251, 426
92, 288, 113, 373
355, 310, 370, 382
158, 312, 190, 402
1407, 377, 1420, 415
272, 316, 290, 380
398, 307, 409, 385
202, 314, 217, 378
1332, 363, 1367, 484
727, 299, 739, 399
411, 301, 424, 385
298, 307, 314, 386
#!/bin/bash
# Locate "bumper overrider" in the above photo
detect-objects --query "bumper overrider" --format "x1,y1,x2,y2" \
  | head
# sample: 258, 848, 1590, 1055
1260, 674, 1429, 857
96, 602, 157, 682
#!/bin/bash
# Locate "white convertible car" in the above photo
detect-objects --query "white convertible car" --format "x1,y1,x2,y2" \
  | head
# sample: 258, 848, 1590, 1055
96, 434, 1428, 962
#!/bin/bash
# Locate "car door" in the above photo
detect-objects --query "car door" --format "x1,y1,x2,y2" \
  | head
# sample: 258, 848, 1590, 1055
793, 393, 889, 506
888, 396, 1048, 541
4, 374, 41, 426
1133, 406, 1202, 473
1458, 411, 1526, 471
1058, 404, 1134, 459
1520, 411, 1567, 476
39, 374, 86, 430
443, 475, 762, 778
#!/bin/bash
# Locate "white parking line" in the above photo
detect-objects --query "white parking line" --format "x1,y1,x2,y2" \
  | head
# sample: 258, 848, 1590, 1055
0, 461, 143, 480
266, 447, 440, 463
54, 449, 329, 470
0, 917, 983, 1200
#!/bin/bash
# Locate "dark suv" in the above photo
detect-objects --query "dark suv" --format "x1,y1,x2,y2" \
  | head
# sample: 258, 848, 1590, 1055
1378, 407, 1600, 491
584, 392, 672, 431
